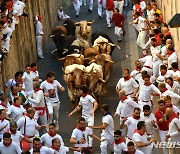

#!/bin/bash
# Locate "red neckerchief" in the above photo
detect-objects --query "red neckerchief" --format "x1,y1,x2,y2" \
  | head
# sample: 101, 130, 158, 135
3, 139, 12, 147
135, 67, 141, 72
121, 96, 128, 102
51, 145, 59, 152
0, 103, 7, 108
82, 93, 89, 97
161, 71, 167, 76
46, 79, 54, 84
124, 76, 131, 81
0, 118, 4, 122
31, 67, 36, 72
114, 138, 125, 144
167, 104, 173, 108
169, 112, 178, 122
173, 69, 179, 72
48, 131, 57, 137
144, 82, 152, 86
132, 115, 140, 120
25, 114, 33, 119
34, 88, 42, 92
13, 102, 20, 108
134, 129, 145, 136
161, 88, 168, 93
166, 51, 173, 57
76, 125, 86, 131
127, 149, 136, 154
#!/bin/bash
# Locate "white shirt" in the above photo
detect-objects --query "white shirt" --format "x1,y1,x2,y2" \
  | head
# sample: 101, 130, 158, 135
40, 80, 63, 103
141, 113, 156, 135
171, 105, 180, 115
5, 78, 17, 88
139, 55, 153, 69
30, 71, 39, 81
0, 119, 10, 139
138, 83, 160, 102
101, 114, 114, 138
150, 45, 161, 62
17, 116, 38, 137
168, 118, 180, 142
114, 141, 127, 154
71, 127, 92, 147
130, 69, 142, 81
35, 20, 44, 35
124, 116, 143, 139
140, 1, 146, 10
161, 89, 180, 105
30, 146, 54, 154
133, 132, 152, 154
7, 104, 26, 121
115, 97, 140, 118
136, 16, 146, 31
146, 9, 154, 21
168, 52, 178, 69
79, 95, 96, 117
22, 72, 34, 92
11, 131, 24, 147
116, 78, 139, 95
41, 133, 64, 148
28, 90, 45, 107
52, 145, 69, 154
0, 141, 22, 154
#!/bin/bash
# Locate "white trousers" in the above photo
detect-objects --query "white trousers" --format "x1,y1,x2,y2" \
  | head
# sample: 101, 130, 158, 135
159, 130, 168, 154
83, 115, 94, 147
153, 60, 162, 77
3, 37, 10, 51
46, 101, 60, 124
114, 1, 124, 14
106, 10, 113, 26
34, 110, 48, 126
100, 135, 114, 154
73, 0, 80, 15
79, 0, 86, 5
98, 0, 106, 17
136, 30, 147, 49
115, 26, 123, 40
36, 35, 44, 58
87, 0, 93, 10
124, 0, 129, 6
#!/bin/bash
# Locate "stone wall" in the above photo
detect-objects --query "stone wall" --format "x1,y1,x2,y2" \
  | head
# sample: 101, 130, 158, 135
0, 0, 71, 90
156, 0, 180, 61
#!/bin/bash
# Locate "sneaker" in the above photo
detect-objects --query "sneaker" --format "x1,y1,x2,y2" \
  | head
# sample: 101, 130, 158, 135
117, 39, 122, 42
88, 9, 92, 13
99, 15, 102, 18
76, 15, 79, 17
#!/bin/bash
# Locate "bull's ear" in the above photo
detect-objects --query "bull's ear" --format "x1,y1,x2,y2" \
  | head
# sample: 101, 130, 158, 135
58, 57, 66, 61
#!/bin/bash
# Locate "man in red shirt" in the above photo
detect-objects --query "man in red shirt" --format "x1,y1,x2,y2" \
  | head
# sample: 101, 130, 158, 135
111, 8, 125, 42
154, 99, 169, 154
106, 0, 114, 28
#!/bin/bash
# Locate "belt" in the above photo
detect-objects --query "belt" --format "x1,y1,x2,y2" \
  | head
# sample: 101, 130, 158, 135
34, 107, 47, 116
144, 65, 152, 69
127, 136, 132, 140
140, 100, 150, 102
23, 135, 34, 138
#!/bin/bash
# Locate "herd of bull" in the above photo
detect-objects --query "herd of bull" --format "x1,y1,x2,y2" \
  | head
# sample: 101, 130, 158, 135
50, 19, 121, 106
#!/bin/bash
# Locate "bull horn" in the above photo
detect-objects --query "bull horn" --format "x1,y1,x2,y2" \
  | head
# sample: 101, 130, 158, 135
49, 35, 55, 38
99, 78, 106, 83
75, 22, 80, 26
89, 59, 96, 64
63, 49, 68, 55
108, 43, 121, 49
51, 49, 57, 54
61, 67, 65, 72
63, 24, 67, 26
105, 59, 115, 63
74, 49, 80, 53
87, 19, 95, 25
58, 57, 66, 61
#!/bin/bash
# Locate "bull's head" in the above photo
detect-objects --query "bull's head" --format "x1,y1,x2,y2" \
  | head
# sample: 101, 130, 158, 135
75, 20, 94, 39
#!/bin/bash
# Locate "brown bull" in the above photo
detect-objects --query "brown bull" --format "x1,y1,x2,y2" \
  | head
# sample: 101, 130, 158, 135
84, 48, 99, 64
75, 20, 94, 40
59, 54, 85, 68
91, 54, 115, 81
51, 26, 68, 37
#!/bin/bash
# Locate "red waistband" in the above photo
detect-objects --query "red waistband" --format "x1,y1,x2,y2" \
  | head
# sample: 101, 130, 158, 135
144, 65, 152, 69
